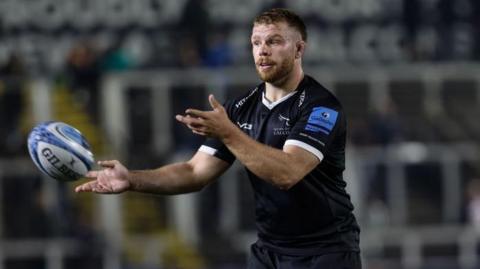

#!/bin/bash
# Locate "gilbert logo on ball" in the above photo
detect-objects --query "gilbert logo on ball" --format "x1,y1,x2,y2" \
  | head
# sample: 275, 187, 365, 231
27, 121, 95, 181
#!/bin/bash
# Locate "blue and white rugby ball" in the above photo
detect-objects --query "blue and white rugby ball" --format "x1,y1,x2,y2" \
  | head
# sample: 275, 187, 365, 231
27, 121, 94, 181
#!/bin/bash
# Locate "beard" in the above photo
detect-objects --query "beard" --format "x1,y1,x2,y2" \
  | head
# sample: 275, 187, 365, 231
256, 55, 295, 86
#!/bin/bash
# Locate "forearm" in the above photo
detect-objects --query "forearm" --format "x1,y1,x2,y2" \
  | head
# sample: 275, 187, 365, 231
175, 96, 315, 190
222, 129, 303, 189
128, 162, 205, 195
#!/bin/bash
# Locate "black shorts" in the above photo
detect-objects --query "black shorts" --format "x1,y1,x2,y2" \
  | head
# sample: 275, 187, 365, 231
247, 242, 362, 269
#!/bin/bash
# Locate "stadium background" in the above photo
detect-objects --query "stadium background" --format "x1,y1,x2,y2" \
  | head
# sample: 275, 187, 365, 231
1, 0, 480, 268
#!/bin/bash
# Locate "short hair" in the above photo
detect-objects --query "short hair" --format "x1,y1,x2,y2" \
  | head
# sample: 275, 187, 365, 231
253, 8, 307, 42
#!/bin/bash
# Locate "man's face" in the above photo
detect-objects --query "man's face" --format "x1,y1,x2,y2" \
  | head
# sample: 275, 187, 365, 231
251, 22, 301, 84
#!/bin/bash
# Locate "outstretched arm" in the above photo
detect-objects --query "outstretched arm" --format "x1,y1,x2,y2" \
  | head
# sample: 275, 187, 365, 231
176, 95, 319, 190
75, 151, 230, 195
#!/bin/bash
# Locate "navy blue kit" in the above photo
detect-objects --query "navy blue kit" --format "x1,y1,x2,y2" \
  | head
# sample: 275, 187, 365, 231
200, 75, 361, 269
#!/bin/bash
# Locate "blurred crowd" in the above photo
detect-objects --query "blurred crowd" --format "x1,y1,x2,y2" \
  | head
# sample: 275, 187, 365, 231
2, 0, 480, 155
4, 0, 480, 74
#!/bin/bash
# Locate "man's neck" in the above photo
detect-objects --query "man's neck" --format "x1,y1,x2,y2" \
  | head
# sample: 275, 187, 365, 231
264, 68, 304, 103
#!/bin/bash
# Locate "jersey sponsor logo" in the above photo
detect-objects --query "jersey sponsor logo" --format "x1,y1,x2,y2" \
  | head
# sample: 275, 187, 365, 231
235, 87, 258, 109
273, 114, 291, 135
273, 128, 290, 136
237, 122, 253, 130
278, 114, 291, 127
305, 106, 338, 134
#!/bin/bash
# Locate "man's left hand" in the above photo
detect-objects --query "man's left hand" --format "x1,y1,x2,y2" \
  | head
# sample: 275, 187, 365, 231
175, 94, 237, 139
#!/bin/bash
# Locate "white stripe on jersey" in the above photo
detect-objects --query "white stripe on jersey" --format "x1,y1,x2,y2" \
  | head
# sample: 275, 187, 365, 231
284, 139, 324, 162
198, 145, 217, 156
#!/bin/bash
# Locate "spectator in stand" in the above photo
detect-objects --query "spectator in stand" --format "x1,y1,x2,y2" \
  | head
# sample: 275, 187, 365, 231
466, 178, 480, 229
177, 0, 211, 67
66, 40, 101, 123
402, 0, 422, 60
369, 98, 404, 145
436, 0, 456, 60
203, 27, 233, 68
0, 52, 27, 156
470, 0, 480, 60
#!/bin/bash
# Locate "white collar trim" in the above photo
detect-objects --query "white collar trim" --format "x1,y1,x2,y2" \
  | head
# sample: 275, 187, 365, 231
262, 90, 297, 110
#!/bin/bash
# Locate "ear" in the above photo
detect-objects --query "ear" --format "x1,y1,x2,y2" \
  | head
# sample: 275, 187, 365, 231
295, 41, 306, 59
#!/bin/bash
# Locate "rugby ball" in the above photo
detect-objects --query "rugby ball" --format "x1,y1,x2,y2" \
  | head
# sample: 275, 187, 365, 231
27, 121, 95, 181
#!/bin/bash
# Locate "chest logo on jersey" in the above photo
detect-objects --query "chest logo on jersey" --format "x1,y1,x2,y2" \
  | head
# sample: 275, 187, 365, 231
278, 114, 291, 127
237, 122, 253, 130
274, 114, 291, 136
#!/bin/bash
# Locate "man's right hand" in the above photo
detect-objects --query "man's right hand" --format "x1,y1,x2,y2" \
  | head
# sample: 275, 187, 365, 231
75, 160, 131, 194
